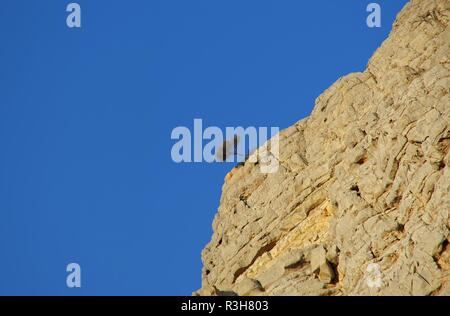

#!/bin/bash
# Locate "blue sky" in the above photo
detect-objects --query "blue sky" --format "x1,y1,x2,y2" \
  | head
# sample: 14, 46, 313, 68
0, 0, 408, 295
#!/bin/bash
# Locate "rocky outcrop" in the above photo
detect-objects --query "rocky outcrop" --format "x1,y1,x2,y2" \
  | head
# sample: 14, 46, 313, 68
196, 0, 450, 296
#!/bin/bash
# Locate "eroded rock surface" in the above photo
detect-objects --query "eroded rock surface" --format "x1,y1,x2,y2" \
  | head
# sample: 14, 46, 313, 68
196, 0, 450, 296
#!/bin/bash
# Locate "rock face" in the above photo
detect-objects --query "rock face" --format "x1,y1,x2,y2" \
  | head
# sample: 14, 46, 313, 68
196, 0, 450, 296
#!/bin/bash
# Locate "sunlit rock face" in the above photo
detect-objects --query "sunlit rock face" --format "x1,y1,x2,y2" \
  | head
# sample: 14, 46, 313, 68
196, 0, 450, 296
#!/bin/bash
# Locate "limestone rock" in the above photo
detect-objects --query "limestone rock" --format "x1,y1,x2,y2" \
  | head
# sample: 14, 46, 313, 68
196, 0, 450, 296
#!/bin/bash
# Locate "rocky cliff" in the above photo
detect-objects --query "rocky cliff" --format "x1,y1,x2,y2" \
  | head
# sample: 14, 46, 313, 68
196, 0, 450, 296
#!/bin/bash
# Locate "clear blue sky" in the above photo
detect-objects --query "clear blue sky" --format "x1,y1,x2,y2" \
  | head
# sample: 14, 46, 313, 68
0, 0, 408, 295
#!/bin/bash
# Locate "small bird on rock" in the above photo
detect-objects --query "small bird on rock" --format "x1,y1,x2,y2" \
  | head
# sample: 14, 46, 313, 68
216, 135, 240, 162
